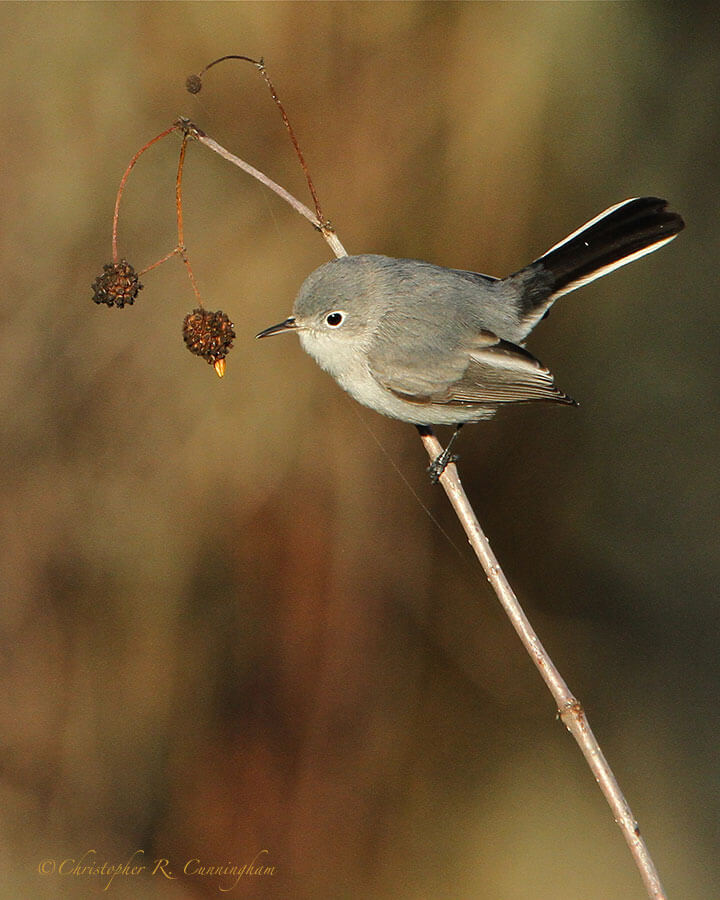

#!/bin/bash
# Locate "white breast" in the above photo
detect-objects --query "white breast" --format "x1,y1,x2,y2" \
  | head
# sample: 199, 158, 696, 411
298, 330, 490, 425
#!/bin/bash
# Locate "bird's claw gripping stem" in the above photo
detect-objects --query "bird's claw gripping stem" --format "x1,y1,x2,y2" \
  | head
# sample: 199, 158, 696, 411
427, 448, 459, 484
417, 424, 463, 484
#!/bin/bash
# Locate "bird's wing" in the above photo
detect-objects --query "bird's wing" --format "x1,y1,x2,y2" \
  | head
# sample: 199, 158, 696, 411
368, 324, 574, 407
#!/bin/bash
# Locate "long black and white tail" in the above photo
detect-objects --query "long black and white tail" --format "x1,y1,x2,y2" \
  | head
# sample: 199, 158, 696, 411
516, 197, 684, 329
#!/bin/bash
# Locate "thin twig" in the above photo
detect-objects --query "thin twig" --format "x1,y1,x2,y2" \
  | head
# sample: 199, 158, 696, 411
417, 432, 667, 900
186, 126, 347, 259
191, 55, 327, 226
254, 61, 327, 226
112, 124, 180, 264
197, 53, 260, 75
175, 134, 202, 302
137, 247, 181, 277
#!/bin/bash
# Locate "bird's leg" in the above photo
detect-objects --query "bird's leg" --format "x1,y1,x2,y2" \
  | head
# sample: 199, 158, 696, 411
416, 424, 464, 484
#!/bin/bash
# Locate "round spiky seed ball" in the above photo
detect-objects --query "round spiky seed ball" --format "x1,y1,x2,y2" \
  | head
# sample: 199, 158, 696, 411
182, 308, 235, 376
92, 260, 143, 308
185, 74, 202, 94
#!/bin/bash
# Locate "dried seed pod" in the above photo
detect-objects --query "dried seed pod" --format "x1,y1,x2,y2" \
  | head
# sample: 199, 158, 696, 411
91, 260, 143, 308
182, 308, 236, 377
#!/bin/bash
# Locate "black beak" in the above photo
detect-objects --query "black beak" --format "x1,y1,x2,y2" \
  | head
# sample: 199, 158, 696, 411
255, 317, 300, 339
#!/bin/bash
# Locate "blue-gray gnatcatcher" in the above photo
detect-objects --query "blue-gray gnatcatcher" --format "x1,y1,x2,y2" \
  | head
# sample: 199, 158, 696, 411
258, 197, 684, 479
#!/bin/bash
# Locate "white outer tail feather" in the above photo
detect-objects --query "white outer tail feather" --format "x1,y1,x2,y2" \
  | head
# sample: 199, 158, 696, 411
540, 198, 640, 258
539, 197, 681, 301
549, 232, 678, 301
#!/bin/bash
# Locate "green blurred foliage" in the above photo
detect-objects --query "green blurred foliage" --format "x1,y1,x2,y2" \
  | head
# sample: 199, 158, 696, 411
1, 3, 718, 899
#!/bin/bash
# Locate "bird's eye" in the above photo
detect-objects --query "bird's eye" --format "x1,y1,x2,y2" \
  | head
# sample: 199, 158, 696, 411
325, 312, 344, 327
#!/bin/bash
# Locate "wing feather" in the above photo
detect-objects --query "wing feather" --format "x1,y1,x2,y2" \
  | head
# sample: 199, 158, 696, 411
369, 325, 574, 408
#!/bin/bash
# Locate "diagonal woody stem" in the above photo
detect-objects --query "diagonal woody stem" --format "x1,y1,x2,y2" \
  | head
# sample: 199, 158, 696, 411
416, 433, 667, 900
189, 109, 666, 900
182, 123, 347, 259
190, 55, 327, 226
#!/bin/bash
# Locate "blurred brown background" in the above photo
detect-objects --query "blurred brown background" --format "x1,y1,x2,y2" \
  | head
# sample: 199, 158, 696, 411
1, 3, 718, 899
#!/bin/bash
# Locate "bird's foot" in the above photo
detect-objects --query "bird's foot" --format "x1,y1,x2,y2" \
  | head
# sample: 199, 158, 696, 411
416, 424, 463, 484
427, 448, 459, 484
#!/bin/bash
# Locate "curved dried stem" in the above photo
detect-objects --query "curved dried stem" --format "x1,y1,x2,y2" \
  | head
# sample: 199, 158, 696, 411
253, 61, 326, 227
191, 55, 327, 226
112, 124, 180, 264
175, 133, 202, 302
197, 53, 260, 75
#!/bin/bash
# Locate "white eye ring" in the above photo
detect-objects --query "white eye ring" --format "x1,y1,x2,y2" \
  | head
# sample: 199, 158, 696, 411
325, 311, 345, 327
